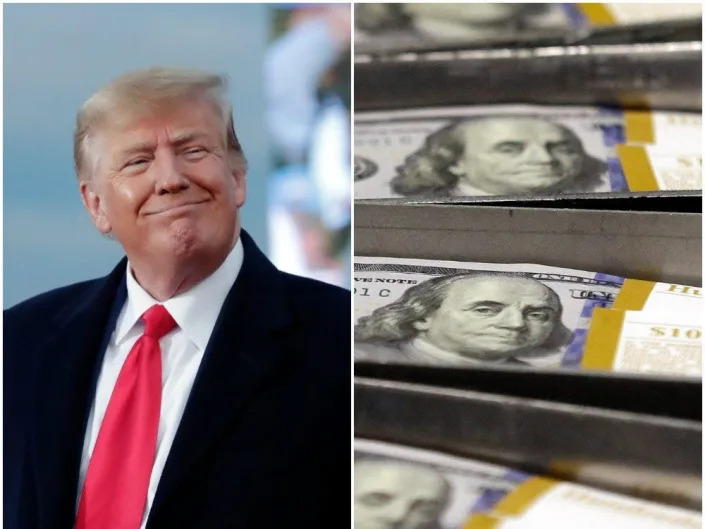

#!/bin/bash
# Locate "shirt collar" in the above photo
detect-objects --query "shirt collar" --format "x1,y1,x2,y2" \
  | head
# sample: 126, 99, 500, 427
115, 238, 244, 351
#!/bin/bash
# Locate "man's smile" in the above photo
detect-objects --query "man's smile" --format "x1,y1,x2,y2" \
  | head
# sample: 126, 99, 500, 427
144, 199, 209, 216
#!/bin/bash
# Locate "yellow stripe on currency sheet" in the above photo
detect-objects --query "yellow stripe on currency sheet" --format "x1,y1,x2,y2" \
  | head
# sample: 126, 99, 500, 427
617, 145, 659, 191
612, 279, 655, 311
463, 513, 501, 529
623, 111, 656, 144
581, 308, 624, 370
492, 477, 557, 517
577, 3, 616, 25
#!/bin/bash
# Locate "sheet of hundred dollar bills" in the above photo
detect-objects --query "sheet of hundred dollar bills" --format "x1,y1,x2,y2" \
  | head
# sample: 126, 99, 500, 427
354, 256, 625, 369
354, 438, 701, 529
354, 105, 701, 199
355, 257, 702, 376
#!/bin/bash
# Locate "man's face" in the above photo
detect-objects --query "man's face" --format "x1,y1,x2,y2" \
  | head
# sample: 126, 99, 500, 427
413, 277, 561, 361
81, 99, 246, 266
355, 462, 448, 529
452, 118, 585, 194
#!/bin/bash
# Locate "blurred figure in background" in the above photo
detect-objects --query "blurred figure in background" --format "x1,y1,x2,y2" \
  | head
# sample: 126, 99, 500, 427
265, 4, 351, 288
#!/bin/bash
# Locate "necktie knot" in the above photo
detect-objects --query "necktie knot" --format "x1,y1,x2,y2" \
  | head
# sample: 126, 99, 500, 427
142, 304, 176, 339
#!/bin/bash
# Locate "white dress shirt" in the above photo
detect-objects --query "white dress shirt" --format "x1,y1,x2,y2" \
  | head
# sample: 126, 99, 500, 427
76, 239, 244, 529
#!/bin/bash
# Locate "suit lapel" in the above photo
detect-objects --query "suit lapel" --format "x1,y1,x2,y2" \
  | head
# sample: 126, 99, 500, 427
149, 232, 292, 521
31, 262, 127, 529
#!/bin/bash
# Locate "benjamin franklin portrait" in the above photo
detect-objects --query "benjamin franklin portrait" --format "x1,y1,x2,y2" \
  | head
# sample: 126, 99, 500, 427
355, 459, 451, 529
390, 116, 607, 197
355, 273, 574, 365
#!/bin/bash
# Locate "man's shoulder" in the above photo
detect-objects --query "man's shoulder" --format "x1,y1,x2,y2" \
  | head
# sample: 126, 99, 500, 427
5, 278, 105, 328
280, 272, 350, 315
277, 272, 350, 349
276, 272, 350, 383
4, 278, 111, 394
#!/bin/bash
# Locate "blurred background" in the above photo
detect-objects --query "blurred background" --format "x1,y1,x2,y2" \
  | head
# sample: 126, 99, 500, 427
4, 3, 351, 307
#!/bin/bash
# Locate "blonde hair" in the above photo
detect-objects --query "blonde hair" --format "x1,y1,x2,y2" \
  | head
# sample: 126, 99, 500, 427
74, 67, 247, 181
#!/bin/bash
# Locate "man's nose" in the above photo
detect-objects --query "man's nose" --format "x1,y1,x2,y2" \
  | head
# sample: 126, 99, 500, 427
379, 500, 412, 525
154, 152, 189, 194
523, 143, 553, 164
496, 308, 527, 330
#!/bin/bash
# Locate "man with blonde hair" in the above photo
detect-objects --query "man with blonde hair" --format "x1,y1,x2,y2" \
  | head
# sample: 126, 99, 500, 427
5, 68, 349, 529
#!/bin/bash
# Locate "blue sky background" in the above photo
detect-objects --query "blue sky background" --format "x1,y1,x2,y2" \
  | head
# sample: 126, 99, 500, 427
4, 4, 274, 307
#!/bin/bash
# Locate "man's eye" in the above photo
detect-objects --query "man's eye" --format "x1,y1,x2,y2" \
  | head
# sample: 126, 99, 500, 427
359, 492, 392, 507
493, 142, 524, 154
126, 159, 148, 168
527, 310, 552, 322
470, 306, 500, 316
549, 143, 578, 155
183, 147, 207, 159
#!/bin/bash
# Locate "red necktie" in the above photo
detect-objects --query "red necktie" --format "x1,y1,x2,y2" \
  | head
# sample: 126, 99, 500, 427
76, 304, 176, 529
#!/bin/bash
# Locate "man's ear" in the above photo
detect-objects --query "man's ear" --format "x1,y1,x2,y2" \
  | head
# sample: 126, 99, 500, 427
231, 164, 247, 208
412, 317, 432, 331
79, 180, 112, 234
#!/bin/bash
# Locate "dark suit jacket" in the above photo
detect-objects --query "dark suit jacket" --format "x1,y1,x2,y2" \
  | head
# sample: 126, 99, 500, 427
4, 230, 350, 529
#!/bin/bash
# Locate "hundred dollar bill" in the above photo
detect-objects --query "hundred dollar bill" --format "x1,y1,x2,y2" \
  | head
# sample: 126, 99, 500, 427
355, 3, 701, 54
354, 256, 625, 369
581, 308, 701, 377
355, 438, 701, 529
354, 105, 702, 199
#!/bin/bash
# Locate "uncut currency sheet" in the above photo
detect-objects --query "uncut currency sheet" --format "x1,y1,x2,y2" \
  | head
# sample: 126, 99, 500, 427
354, 105, 701, 199
355, 439, 701, 529
354, 257, 624, 369
355, 3, 702, 53
355, 3, 575, 52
